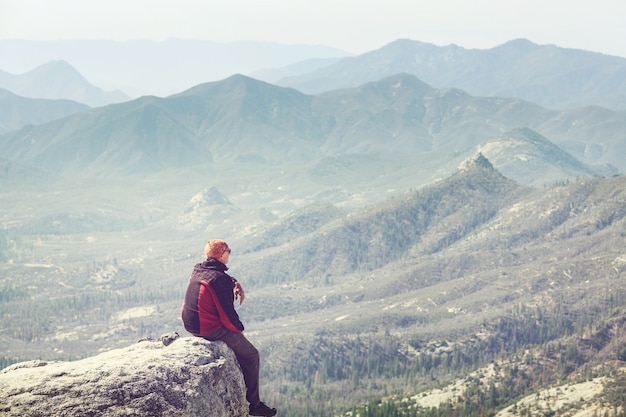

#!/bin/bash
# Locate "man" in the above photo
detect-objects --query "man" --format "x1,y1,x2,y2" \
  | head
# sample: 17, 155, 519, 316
181, 239, 276, 417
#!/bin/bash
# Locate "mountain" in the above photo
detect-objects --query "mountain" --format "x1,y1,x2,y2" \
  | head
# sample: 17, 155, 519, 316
234, 155, 624, 287
0, 39, 350, 97
267, 38, 626, 111
470, 127, 598, 186
0, 74, 620, 187
0, 60, 131, 107
0, 93, 211, 176
176, 186, 238, 232
234, 155, 526, 284
249, 56, 344, 84
232, 160, 626, 415
0, 88, 89, 134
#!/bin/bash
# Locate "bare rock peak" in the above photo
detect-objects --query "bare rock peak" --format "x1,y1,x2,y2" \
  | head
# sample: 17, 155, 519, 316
463, 152, 495, 171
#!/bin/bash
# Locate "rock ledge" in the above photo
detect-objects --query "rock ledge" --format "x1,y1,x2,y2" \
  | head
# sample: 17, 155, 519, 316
0, 335, 247, 417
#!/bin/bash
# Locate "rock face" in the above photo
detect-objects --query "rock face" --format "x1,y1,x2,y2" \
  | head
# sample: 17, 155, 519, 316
0, 334, 248, 417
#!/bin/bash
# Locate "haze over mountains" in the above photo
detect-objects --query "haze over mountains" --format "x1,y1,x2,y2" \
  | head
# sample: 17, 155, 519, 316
0, 88, 88, 134
0, 39, 349, 98
2, 36, 626, 416
3, 38, 626, 112
0, 72, 623, 191
0, 60, 130, 107
261, 38, 626, 111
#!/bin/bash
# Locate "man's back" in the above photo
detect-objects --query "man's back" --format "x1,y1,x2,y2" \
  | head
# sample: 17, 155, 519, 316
181, 258, 243, 335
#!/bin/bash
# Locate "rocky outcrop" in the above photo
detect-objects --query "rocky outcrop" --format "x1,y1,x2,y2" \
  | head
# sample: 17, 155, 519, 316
0, 334, 248, 417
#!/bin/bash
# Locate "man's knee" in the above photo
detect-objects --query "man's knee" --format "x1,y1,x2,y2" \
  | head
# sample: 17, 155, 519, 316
241, 343, 259, 362
226, 333, 258, 358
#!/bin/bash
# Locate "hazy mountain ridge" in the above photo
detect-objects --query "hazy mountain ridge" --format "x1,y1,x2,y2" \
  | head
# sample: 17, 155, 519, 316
171, 75, 328, 162
0, 73, 620, 186
473, 127, 599, 185
269, 38, 626, 111
0, 95, 211, 175
234, 156, 525, 284
0, 87, 89, 134
0, 60, 130, 107
250, 57, 344, 84
0, 39, 350, 98
241, 202, 345, 253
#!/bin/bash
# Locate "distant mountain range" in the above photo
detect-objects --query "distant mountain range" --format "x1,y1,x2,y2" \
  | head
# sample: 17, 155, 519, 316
250, 57, 344, 83
2, 37, 626, 417
3, 38, 625, 113
0, 60, 130, 107
261, 38, 626, 111
0, 74, 622, 190
0, 39, 350, 98
0, 87, 88, 134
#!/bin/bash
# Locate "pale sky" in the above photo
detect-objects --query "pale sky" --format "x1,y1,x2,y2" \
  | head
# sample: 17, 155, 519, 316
1, 0, 625, 57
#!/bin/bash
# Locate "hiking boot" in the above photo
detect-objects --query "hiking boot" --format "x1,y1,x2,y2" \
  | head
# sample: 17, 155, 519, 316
249, 401, 277, 416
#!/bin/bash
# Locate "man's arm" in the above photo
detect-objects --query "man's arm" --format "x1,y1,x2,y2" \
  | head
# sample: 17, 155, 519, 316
210, 276, 245, 332
232, 277, 245, 305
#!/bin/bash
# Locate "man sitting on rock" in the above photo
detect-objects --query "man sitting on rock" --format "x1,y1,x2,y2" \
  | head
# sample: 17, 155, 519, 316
182, 239, 277, 417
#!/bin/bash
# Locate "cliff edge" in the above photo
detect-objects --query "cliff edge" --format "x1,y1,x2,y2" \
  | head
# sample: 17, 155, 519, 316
0, 334, 248, 417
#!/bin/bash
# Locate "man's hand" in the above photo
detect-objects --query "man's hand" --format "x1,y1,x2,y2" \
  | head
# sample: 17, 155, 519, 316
233, 280, 245, 305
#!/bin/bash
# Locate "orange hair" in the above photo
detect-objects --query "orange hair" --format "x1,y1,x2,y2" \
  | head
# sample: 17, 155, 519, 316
204, 239, 230, 259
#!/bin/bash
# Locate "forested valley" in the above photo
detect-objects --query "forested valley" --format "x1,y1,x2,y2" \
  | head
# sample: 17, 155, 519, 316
3, 164, 626, 416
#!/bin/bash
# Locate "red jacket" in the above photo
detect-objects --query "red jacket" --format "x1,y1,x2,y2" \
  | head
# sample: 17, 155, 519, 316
181, 258, 244, 335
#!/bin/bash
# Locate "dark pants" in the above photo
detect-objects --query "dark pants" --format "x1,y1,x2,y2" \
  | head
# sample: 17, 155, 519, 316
200, 328, 261, 406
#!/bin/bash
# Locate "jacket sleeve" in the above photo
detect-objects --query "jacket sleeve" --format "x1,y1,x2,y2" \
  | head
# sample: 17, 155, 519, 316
209, 274, 245, 332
